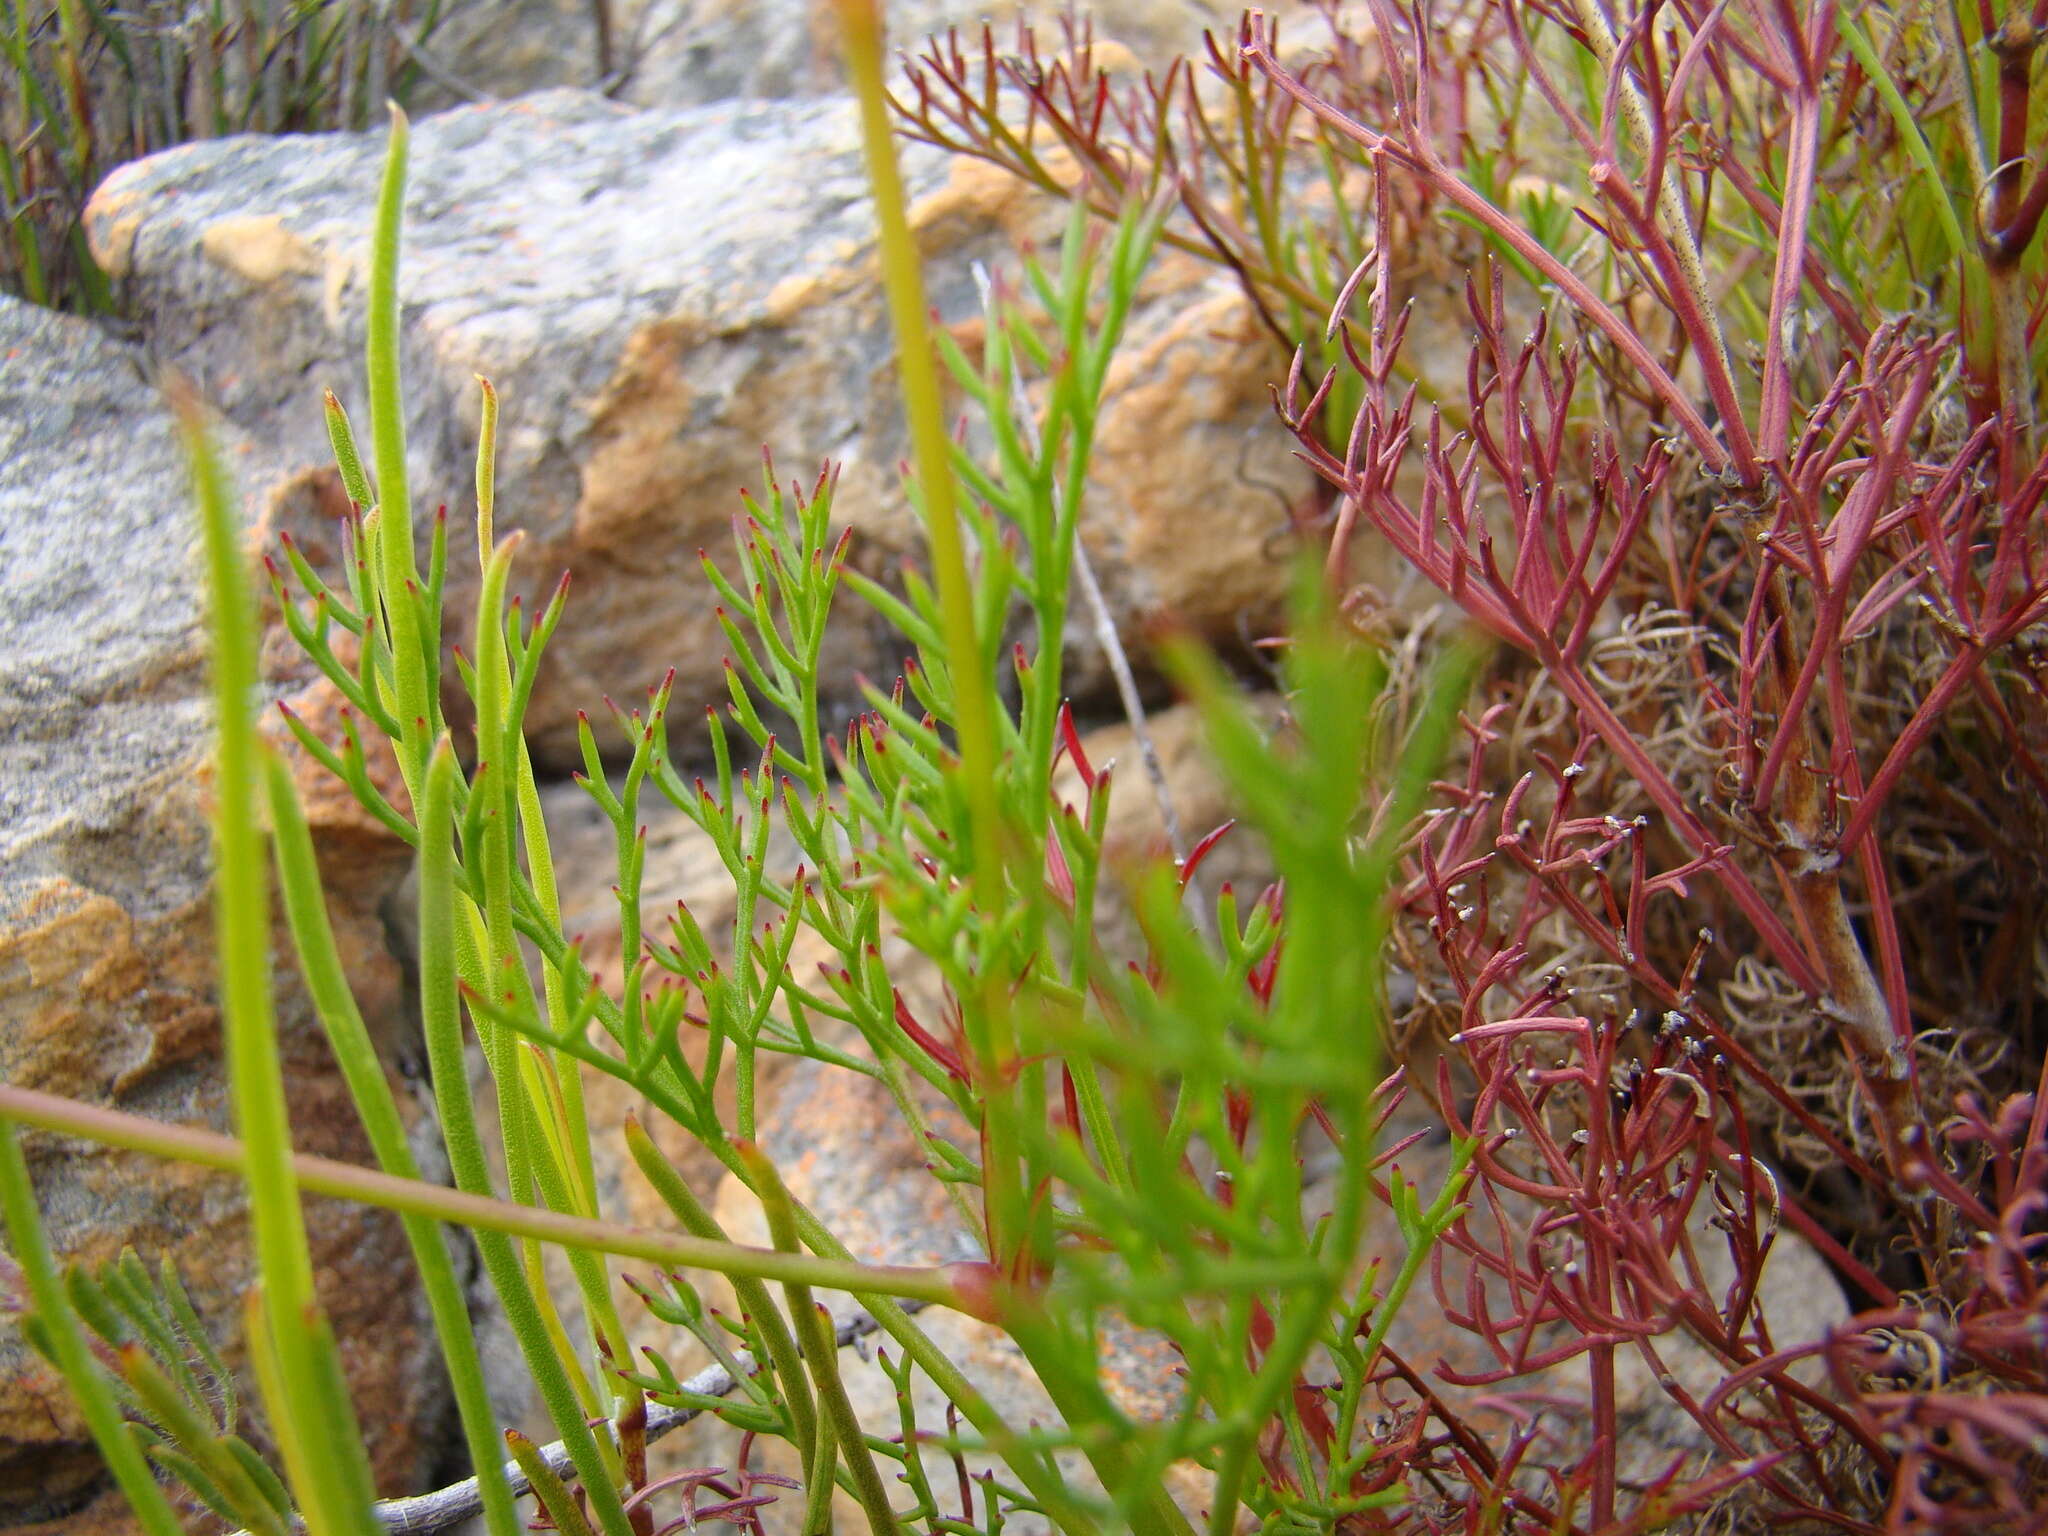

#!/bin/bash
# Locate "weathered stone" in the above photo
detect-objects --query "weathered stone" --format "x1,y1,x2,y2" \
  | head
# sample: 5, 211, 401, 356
0, 294, 445, 1526
83, 88, 1311, 771
426, 0, 1229, 110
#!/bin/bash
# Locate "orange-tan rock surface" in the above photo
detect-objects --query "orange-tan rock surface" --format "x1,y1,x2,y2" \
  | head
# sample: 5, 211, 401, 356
0, 294, 445, 1528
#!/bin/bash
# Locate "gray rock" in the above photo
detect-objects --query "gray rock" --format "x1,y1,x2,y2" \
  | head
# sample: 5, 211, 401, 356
0, 294, 447, 1528
83, 87, 1310, 770
424, 0, 1231, 111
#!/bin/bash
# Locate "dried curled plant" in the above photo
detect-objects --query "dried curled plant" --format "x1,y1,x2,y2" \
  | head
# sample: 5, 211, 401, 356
898, 1, 2048, 1529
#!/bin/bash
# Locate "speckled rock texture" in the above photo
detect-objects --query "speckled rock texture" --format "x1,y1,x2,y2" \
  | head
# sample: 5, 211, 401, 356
0, 293, 446, 1530
82, 87, 1311, 770
427, 0, 1231, 110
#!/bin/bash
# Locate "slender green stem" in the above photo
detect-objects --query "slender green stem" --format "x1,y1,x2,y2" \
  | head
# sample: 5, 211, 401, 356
421, 742, 655, 1536
785, 1205, 1106, 1536
0, 1084, 974, 1309
745, 1147, 903, 1536
1001, 1306, 1195, 1536
831, 2, 999, 873
0, 1123, 188, 1536
265, 755, 522, 1536
365, 105, 433, 792
181, 386, 306, 1346
505, 1434, 599, 1536
473, 387, 577, 1172
515, 736, 603, 1222
474, 375, 498, 560
178, 383, 382, 1536
797, 1410, 839, 1536
519, 1063, 630, 1383
474, 539, 630, 1393
0, 138, 48, 306
621, 1119, 819, 1463
834, 0, 1025, 1273
237, 1288, 379, 1536
1840, 15, 1970, 267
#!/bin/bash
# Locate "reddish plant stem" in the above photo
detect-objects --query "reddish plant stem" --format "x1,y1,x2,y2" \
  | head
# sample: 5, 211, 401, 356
1756, 33, 1824, 462
1751, 339, 1938, 810
1241, 16, 1734, 475
1974, 7, 2044, 446
1748, 555, 1921, 1176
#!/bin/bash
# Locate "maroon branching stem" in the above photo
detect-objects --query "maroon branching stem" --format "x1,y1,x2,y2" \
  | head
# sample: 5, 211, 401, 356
1840, 458, 2048, 852
1753, 5, 1825, 464
1494, 0, 1759, 475
1749, 333, 1943, 809
883, 5, 2048, 1528
1815, 1081, 2048, 1529
1257, 1, 2045, 1181
1239, 11, 1732, 473
1424, 1007, 1880, 1526
1950, 4, 2048, 448
1574, 0, 1737, 397
1989, 24, 2048, 270
1280, 307, 1822, 996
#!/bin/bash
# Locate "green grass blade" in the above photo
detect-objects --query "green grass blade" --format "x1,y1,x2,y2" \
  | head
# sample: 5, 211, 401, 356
176, 379, 382, 1536
364, 105, 433, 788
1840, 15, 1969, 267
419, 741, 650, 1536
265, 754, 523, 1536
0, 1123, 187, 1536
